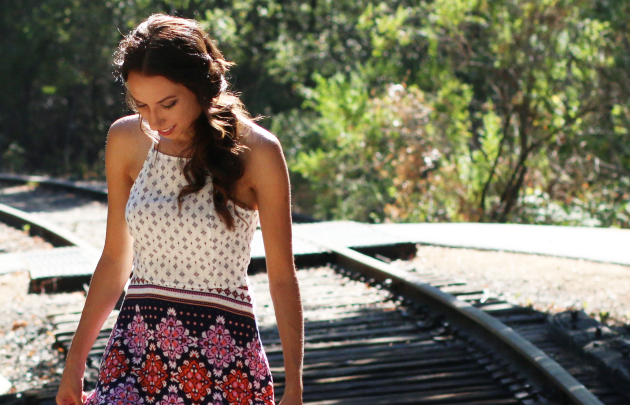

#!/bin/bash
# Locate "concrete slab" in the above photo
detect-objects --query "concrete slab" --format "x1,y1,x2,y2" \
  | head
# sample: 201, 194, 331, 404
374, 223, 630, 266
26, 246, 101, 280
292, 220, 405, 248
252, 221, 630, 266
250, 226, 331, 260
0, 252, 28, 274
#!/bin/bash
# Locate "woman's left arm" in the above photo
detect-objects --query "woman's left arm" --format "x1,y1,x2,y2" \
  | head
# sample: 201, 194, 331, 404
250, 129, 304, 404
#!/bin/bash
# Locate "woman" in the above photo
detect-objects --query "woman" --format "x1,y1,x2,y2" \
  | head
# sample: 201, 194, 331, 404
55, 14, 304, 405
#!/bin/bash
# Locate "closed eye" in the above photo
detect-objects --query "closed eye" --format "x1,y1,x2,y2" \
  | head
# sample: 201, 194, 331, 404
163, 101, 177, 109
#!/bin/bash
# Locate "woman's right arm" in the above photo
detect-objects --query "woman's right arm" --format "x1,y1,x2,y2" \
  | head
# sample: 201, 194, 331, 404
56, 119, 137, 405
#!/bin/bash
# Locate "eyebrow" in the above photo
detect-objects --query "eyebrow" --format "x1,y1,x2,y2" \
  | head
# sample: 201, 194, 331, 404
130, 95, 177, 105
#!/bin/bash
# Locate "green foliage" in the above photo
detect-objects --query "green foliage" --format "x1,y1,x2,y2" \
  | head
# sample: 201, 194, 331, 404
290, 69, 387, 221
271, 0, 630, 226
1, 0, 629, 227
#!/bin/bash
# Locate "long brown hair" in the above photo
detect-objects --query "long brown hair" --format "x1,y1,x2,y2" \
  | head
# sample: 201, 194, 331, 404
113, 14, 258, 230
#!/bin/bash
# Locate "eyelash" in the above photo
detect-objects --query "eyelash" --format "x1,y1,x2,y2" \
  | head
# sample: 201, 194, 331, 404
136, 101, 177, 110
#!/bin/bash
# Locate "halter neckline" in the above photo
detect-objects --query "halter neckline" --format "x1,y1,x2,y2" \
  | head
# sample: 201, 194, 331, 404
152, 141, 191, 159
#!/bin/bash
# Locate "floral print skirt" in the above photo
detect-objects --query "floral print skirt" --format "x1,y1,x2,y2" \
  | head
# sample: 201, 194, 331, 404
84, 292, 274, 405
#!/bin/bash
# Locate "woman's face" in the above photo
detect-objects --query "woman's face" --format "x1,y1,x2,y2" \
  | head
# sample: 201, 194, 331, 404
126, 71, 202, 144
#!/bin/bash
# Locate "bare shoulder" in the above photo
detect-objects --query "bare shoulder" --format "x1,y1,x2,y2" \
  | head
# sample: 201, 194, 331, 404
237, 119, 288, 194
106, 114, 154, 180
238, 119, 283, 167
238, 119, 281, 150
108, 114, 153, 152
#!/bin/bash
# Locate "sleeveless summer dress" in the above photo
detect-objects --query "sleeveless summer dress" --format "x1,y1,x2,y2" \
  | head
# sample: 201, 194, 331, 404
85, 141, 274, 405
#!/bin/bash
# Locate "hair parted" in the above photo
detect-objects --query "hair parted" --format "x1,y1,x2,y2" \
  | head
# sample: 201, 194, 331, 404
113, 13, 260, 230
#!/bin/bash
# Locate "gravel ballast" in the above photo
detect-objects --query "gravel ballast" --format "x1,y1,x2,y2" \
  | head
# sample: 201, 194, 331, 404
0, 223, 53, 254
0, 271, 85, 394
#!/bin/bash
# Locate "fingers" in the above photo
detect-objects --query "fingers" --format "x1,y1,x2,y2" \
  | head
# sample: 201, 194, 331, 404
55, 395, 75, 405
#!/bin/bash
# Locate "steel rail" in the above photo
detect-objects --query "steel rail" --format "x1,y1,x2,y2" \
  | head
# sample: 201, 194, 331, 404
0, 202, 96, 249
300, 236, 605, 405
0, 173, 108, 200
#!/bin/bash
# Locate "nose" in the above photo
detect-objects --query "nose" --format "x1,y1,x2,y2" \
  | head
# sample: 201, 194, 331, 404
143, 108, 165, 131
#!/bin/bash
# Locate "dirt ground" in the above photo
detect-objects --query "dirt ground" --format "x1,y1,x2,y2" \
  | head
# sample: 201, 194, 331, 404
408, 245, 630, 326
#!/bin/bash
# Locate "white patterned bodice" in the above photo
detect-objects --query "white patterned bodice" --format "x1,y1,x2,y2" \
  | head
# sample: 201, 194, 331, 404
125, 141, 259, 298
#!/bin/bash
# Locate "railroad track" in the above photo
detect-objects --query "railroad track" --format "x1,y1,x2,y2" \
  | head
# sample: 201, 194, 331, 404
255, 266, 537, 404
0, 174, 629, 404
41, 266, 534, 405
28, 253, 629, 405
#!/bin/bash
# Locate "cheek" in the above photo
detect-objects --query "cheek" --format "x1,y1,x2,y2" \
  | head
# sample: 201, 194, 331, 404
185, 103, 203, 122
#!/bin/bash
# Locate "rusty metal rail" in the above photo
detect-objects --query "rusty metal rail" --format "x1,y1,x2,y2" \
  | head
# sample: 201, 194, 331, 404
298, 239, 606, 405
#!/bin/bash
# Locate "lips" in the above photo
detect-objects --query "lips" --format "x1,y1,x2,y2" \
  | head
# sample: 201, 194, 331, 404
157, 125, 176, 136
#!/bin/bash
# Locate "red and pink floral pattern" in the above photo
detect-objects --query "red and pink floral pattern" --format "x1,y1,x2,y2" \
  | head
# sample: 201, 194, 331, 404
172, 350, 213, 404
244, 339, 270, 385
154, 386, 185, 405
199, 315, 243, 375
132, 347, 168, 400
255, 382, 275, 405
156, 308, 197, 368
90, 299, 274, 405
219, 361, 253, 405
100, 347, 130, 384
124, 306, 154, 363
107, 377, 145, 405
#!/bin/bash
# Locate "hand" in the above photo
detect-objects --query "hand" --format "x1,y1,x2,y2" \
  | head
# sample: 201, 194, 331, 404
56, 368, 89, 405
